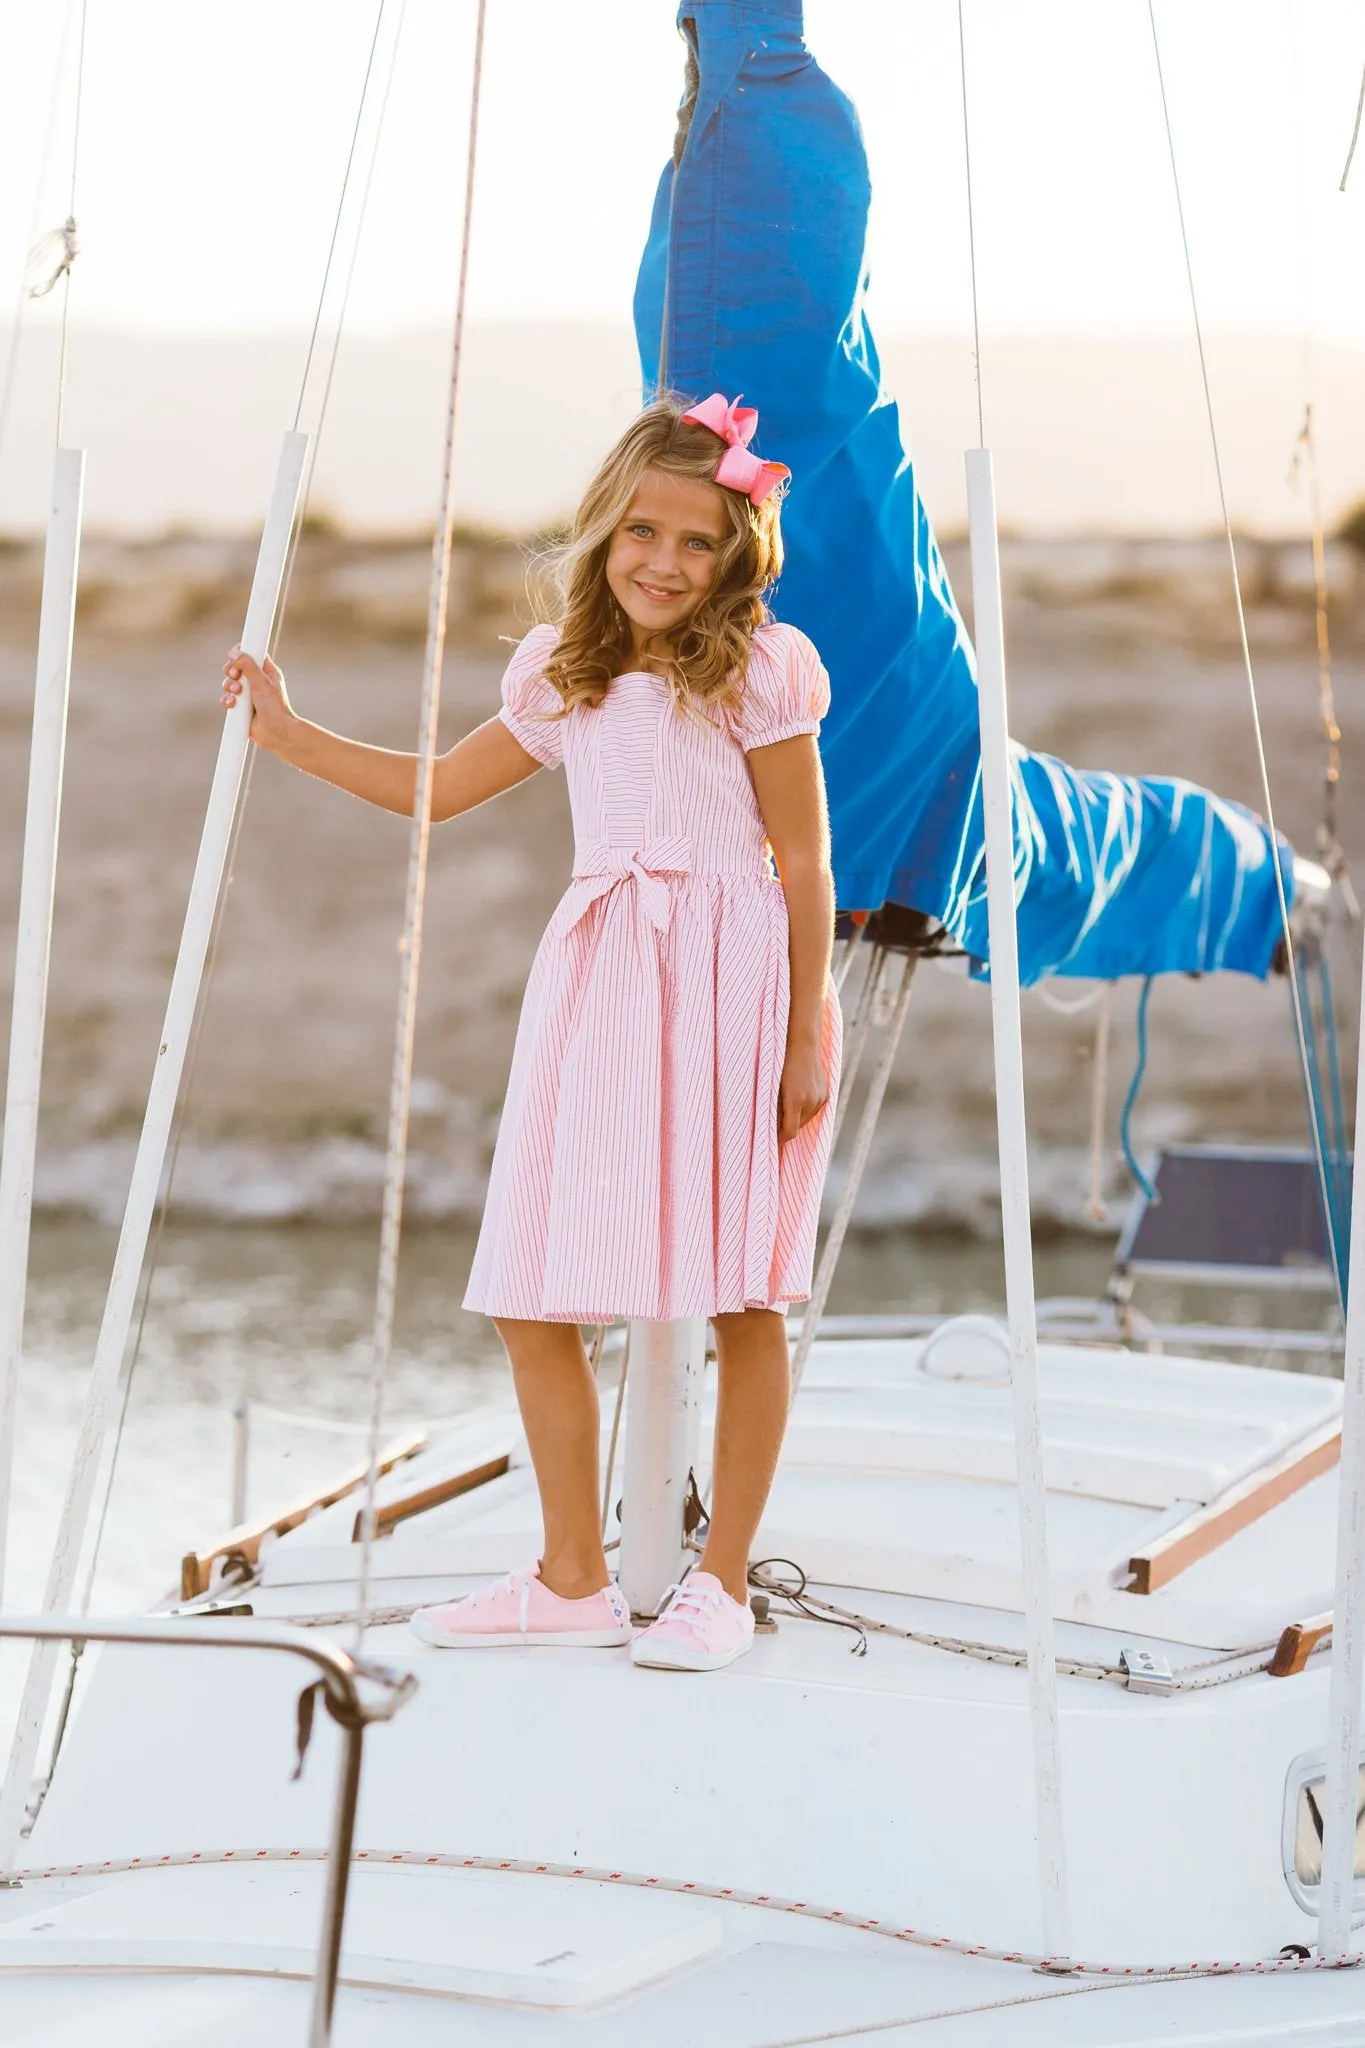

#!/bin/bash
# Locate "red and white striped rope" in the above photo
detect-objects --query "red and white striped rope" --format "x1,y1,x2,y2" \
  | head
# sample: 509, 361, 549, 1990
6, 1844, 1355, 1981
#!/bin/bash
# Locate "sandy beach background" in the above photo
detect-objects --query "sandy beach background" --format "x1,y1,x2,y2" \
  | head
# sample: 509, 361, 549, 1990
1, 522, 1360, 1247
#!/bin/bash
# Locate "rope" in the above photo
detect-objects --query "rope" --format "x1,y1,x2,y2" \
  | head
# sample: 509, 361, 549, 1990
3, 1844, 1351, 1980
1117, 975, 1157, 1203
1146, 1, 1344, 1320
353, 0, 490, 1645
744, 1564, 1301, 1694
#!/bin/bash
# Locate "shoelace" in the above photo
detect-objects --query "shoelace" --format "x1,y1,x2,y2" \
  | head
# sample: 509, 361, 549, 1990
470, 1568, 534, 1634
658, 1579, 725, 1637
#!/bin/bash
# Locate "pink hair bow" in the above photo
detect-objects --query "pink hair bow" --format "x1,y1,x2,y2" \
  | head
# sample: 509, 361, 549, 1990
681, 392, 790, 505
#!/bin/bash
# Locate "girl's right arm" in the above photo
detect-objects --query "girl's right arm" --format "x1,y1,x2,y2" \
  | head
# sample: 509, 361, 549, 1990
220, 648, 542, 823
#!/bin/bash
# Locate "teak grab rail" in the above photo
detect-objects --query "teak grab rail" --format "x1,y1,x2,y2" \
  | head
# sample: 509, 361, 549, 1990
181, 1430, 426, 1600
1126, 1421, 1341, 1596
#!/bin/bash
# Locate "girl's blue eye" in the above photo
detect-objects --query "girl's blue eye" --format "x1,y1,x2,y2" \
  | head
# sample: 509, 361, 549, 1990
630, 524, 653, 538
687, 537, 714, 551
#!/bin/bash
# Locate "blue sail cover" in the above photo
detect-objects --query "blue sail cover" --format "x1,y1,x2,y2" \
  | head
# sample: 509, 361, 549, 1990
634, 0, 1294, 983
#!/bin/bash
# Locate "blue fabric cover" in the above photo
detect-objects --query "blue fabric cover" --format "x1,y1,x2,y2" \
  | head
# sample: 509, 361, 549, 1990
633, 0, 1293, 982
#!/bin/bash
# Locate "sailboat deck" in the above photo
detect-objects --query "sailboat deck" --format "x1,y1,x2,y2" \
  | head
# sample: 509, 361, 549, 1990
251, 1331, 1342, 1650
0, 1331, 1344, 2007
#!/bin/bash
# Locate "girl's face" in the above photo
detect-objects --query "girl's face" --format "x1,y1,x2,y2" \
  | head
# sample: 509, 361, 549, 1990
605, 467, 730, 653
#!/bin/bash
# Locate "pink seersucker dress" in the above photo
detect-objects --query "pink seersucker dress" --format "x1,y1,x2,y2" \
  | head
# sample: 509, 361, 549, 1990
462, 619, 842, 1324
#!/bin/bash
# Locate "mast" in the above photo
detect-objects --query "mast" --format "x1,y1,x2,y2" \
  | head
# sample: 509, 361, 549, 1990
616, 1319, 705, 1617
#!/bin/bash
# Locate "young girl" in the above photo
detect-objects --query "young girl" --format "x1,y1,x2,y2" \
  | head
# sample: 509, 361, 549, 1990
221, 393, 841, 1673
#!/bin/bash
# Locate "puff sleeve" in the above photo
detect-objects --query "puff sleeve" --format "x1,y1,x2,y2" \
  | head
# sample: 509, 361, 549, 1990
498, 624, 565, 769
735, 624, 832, 751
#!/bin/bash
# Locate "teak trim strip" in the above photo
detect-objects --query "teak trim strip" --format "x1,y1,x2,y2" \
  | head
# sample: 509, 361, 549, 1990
350, 1452, 511, 1542
1269, 1611, 1333, 1677
180, 1429, 427, 1600
1127, 1420, 1342, 1596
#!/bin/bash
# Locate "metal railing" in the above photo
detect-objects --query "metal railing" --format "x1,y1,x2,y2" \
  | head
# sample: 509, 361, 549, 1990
0, 1612, 416, 2047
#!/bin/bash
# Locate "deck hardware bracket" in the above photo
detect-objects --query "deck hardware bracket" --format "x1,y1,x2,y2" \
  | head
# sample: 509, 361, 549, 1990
750, 1594, 778, 1635
1119, 1648, 1175, 1694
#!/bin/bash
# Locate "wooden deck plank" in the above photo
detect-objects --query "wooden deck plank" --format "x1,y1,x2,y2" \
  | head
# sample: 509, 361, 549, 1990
1126, 1420, 1341, 1595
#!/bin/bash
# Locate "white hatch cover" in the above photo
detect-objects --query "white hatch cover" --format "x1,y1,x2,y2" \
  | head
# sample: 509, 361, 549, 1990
0, 1864, 724, 2008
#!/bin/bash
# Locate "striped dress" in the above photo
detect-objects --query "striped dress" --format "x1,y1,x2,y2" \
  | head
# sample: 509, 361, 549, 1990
463, 619, 842, 1323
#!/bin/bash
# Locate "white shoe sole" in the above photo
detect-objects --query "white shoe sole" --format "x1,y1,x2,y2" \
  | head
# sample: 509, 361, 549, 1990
410, 1614, 633, 1650
630, 1634, 755, 1672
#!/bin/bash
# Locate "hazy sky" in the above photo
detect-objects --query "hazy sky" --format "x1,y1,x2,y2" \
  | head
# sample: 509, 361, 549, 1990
1, 0, 1363, 345
1, 2, 1363, 536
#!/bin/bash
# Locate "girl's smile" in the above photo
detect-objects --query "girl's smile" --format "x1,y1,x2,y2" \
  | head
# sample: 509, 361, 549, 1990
605, 467, 729, 658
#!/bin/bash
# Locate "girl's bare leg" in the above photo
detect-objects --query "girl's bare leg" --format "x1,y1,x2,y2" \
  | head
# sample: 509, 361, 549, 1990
492, 1318, 609, 1599
700, 1308, 791, 1604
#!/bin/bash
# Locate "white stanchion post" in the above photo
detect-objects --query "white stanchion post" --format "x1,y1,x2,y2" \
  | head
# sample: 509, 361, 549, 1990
965, 446, 1070, 1962
0, 432, 307, 1869
617, 1318, 705, 1618
1318, 956, 1365, 1957
0, 448, 84, 1606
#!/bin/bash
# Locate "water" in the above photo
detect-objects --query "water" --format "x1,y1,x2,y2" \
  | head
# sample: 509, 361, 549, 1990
0, 1218, 1339, 1752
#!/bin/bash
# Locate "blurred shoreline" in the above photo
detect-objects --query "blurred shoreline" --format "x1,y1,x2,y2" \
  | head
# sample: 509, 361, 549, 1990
2, 523, 1363, 650
0, 528, 1361, 1241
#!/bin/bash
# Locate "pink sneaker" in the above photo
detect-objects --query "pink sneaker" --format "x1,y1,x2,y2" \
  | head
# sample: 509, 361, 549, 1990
410, 1566, 632, 1649
630, 1571, 756, 1672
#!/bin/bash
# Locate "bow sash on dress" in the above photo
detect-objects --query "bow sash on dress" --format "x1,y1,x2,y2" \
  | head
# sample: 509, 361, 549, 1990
537, 834, 697, 1309
550, 835, 696, 939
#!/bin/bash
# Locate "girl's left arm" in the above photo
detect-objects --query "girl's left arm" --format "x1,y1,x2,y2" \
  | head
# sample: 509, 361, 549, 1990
748, 733, 835, 1143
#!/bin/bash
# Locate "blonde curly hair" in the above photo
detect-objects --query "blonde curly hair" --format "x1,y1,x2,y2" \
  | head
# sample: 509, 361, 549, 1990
532, 394, 785, 718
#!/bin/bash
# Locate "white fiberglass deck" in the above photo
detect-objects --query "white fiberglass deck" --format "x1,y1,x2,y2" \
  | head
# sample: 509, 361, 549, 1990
1, 1333, 1358, 2043
260, 1332, 1342, 1648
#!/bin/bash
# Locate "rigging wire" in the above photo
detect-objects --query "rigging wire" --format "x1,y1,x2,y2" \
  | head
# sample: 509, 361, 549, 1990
66, 0, 408, 1632
1145, 0, 1346, 1319
290, 0, 399, 437
1286, 4, 1354, 913
352, 0, 491, 1645
1341, 52, 1365, 190
275, 0, 409, 645
51, 0, 88, 451
0, 1, 80, 473
1291, 407, 1350, 886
